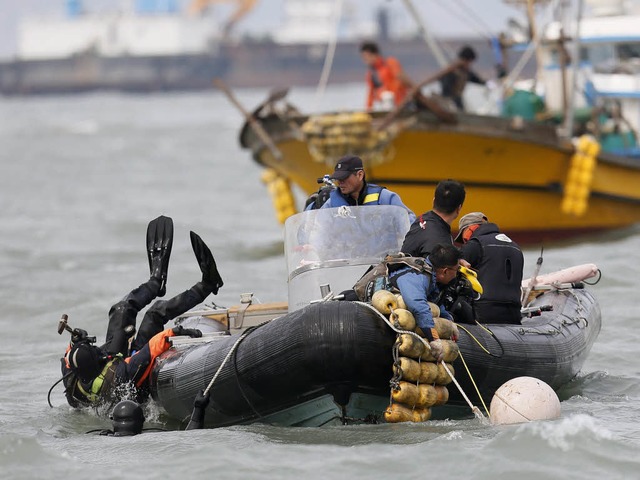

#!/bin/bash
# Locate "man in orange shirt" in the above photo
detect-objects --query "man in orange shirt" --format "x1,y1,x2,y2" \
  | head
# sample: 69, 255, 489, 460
360, 41, 411, 110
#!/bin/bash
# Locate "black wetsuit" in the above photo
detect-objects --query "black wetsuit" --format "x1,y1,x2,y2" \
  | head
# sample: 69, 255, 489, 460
401, 210, 453, 258
63, 277, 211, 407
461, 223, 524, 324
104, 276, 210, 355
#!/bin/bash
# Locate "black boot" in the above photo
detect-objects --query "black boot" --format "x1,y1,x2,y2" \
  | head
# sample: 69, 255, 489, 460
147, 216, 173, 297
190, 231, 223, 294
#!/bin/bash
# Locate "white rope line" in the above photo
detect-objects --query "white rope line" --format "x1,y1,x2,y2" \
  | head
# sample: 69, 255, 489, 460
203, 330, 252, 396
314, 0, 343, 105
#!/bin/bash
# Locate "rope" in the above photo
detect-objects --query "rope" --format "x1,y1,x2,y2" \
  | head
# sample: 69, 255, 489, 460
47, 371, 74, 408
401, 0, 448, 68
355, 301, 484, 418
455, 323, 496, 356
203, 330, 252, 397
583, 269, 602, 285
457, 350, 490, 417
435, 0, 494, 41
231, 323, 273, 419
314, 0, 343, 105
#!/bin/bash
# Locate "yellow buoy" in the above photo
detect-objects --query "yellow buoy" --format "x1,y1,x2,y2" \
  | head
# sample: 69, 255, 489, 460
391, 381, 438, 408
435, 363, 455, 385
433, 385, 449, 406
397, 334, 459, 363
395, 356, 439, 383
260, 168, 297, 224
390, 308, 416, 331
372, 290, 397, 315
384, 403, 432, 423
396, 294, 407, 310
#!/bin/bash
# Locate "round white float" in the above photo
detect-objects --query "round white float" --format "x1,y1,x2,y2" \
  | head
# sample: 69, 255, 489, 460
489, 376, 561, 425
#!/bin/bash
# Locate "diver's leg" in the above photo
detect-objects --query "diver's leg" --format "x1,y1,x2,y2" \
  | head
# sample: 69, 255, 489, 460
103, 277, 162, 356
132, 282, 211, 351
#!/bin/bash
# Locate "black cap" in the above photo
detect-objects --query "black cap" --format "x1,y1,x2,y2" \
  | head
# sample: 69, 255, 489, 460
330, 155, 364, 180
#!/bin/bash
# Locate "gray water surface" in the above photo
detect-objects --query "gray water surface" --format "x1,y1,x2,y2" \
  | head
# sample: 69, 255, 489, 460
1, 86, 639, 480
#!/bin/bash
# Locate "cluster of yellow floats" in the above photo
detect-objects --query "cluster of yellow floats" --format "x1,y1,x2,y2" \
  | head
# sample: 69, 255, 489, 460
370, 290, 460, 423
561, 134, 600, 216
300, 112, 393, 166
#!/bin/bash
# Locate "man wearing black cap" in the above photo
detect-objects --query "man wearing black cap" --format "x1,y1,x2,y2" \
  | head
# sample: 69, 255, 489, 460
456, 211, 524, 324
319, 154, 416, 222
401, 179, 466, 259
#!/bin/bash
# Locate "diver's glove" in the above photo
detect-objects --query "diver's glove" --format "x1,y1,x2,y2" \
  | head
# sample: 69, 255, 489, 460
186, 389, 210, 430
429, 339, 445, 363
190, 231, 224, 294
172, 325, 202, 338
193, 389, 210, 410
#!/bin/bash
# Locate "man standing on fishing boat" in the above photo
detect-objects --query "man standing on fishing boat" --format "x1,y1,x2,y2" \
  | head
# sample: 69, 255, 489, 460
402, 179, 466, 258
360, 41, 412, 110
455, 212, 524, 324
436, 45, 487, 111
318, 154, 416, 223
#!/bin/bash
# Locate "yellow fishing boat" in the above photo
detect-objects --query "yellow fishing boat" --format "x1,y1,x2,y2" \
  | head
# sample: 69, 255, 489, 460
238, 102, 640, 244
230, 1, 640, 245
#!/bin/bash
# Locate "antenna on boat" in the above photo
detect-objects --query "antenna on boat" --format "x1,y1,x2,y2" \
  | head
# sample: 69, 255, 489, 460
400, 0, 448, 68
522, 247, 544, 306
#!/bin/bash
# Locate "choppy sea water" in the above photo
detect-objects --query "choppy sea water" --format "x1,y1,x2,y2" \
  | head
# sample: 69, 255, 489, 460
1, 85, 640, 480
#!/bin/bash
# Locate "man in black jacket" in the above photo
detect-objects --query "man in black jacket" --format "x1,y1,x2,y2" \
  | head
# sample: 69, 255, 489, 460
401, 179, 466, 258
456, 212, 524, 324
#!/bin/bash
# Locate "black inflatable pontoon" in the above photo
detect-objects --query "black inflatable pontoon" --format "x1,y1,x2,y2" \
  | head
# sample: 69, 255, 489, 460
151, 286, 601, 427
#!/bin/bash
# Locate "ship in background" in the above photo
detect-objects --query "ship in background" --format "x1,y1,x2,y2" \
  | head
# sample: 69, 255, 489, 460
0, 0, 501, 95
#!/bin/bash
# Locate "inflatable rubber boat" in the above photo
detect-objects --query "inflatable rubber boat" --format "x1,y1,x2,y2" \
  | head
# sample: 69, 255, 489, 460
150, 206, 602, 427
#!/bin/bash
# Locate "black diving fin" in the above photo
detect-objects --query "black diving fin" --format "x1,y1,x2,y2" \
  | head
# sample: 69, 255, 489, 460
147, 215, 174, 297
190, 231, 223, 295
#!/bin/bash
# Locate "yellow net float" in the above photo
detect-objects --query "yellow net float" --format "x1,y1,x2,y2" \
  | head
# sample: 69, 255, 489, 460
390, 308, 416, 331
396, 334, 460, 363
395, 357, 439, 384
428, 302, 440, 318
371, 290, 398, 315
435, 363, 455, 385
391, 381, 438, 408
433, 385, 449, 406
384, 403, 432, 423
396, 294, 407, 310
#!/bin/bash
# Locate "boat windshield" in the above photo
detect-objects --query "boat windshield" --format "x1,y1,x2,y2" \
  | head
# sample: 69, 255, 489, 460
284, 205, 411, 275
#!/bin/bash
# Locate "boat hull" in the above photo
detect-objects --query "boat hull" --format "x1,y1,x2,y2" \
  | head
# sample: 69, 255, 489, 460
240, 111, 640, 244
151, 288, 601, 427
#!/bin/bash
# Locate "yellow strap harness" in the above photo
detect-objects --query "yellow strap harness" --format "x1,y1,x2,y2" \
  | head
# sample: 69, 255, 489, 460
362, 192, 381, 204
76, 355, 123, 403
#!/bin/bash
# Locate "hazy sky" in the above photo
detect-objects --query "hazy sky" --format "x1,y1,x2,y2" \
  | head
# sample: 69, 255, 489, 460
0, 0, 529, 59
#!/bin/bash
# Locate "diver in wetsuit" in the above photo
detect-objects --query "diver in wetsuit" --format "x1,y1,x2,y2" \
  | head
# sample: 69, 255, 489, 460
60, 216, 224, 410
95, 389, 211, 436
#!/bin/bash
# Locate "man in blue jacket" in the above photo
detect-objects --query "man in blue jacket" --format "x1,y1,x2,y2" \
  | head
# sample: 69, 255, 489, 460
319, 155, 416, 223
389, 243, 462, 362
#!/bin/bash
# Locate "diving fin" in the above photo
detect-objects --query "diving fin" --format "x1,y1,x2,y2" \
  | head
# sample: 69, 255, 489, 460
147, 215, 174, 297
190, 231, 223, 295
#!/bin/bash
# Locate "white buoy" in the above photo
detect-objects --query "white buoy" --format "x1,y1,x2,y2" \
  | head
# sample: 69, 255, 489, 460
490, 376, 561, 425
